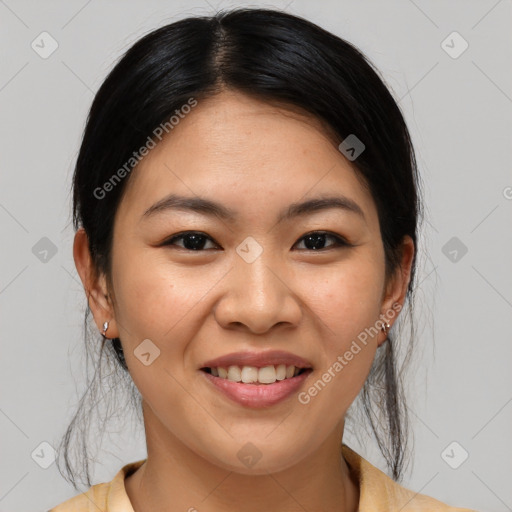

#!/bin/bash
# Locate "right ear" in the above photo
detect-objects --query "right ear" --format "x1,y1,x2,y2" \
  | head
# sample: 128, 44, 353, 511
73, 228, 119, 338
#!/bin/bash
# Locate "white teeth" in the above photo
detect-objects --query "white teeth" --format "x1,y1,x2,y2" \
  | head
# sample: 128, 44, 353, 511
210, 364, 305, 384
227, 365, 242, 382
258, 365, 276, 384
241, 366, 258, 383
276, 364, 287, 380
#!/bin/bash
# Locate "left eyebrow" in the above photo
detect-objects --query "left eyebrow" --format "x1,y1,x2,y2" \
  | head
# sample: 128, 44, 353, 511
142, 194, 237, 221
277, 195, 365, 223
141, 193, 366, 223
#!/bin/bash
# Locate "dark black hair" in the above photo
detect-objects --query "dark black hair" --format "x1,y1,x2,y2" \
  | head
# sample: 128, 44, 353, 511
58, 6, 423, 490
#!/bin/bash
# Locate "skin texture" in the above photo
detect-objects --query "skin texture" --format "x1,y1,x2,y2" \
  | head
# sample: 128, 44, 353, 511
74, 90, 414, 512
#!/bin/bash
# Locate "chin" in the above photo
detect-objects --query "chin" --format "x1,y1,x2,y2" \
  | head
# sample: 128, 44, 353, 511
199, 439, 308, 476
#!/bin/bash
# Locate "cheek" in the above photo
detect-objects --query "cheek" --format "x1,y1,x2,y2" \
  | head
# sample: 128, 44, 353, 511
110, 254, 205, 417
307, 253, 384, 340
300, 255, 384, 402
111, 246, 209, 341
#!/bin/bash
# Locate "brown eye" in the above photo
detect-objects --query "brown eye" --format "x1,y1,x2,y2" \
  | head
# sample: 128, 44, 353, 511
161, 230, 350, 252
294, 231, 350, 251
162, 231, 219, 251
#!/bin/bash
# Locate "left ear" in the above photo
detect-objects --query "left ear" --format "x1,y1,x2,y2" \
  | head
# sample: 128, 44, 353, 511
378, 235, 415, 346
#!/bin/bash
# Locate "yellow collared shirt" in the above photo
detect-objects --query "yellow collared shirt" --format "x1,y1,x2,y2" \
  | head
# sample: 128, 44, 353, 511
49, 444, 478, 511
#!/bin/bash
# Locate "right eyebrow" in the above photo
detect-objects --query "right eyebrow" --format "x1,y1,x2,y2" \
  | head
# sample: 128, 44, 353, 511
141, 193, 366, 224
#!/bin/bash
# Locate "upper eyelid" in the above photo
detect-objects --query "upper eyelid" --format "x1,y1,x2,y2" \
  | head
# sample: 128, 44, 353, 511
164, 230, 349, 248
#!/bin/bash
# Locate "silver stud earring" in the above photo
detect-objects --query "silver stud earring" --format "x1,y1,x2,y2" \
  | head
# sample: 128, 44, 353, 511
102, 321, 109, 338
381, 322, 391, 336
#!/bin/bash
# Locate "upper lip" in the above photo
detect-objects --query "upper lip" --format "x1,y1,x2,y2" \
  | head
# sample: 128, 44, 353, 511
200, 350, 313, 370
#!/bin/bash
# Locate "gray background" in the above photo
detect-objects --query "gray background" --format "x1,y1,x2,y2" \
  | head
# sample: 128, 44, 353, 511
1, 0, 511, 511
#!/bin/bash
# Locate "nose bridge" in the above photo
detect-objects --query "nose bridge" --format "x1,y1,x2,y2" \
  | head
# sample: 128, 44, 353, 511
214, 235, 301, 333
234, 237, 285, 306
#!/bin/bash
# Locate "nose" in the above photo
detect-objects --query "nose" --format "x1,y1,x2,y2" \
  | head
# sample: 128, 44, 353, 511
213, 249, 303, 335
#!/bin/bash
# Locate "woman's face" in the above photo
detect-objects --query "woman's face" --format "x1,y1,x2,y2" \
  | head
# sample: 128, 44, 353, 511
77, 90, 412, 474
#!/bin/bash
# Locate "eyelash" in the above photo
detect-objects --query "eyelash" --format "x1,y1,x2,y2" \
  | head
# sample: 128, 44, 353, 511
161, 230, 351, 252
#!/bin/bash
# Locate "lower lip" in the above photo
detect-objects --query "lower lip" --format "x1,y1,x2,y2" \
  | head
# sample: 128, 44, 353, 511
200, 369, 312, 409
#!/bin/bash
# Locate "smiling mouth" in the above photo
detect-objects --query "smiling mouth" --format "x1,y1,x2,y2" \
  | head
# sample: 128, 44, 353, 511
200, 364, 311, 385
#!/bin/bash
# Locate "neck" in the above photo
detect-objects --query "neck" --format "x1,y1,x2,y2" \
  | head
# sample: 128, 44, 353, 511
125, 404, 359, 512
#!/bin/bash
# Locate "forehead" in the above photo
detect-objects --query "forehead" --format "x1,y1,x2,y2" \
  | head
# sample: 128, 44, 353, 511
116, 90, 377, 228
